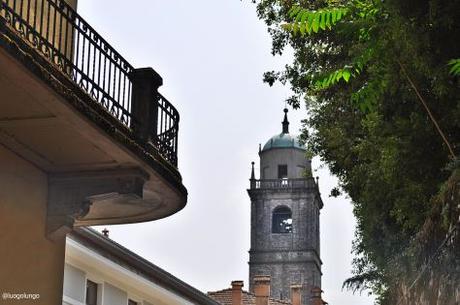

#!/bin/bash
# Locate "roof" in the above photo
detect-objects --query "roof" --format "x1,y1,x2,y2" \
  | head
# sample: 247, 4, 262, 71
207, 288, 291, 305
261, 133, 304, 152
69, 228, 220, 305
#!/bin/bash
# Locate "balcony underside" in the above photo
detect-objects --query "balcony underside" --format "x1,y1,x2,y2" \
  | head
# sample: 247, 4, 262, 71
0, 24, 187, 233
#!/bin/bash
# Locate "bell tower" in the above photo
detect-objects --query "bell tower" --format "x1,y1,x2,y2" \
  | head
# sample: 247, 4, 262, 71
248, 109, 323, 305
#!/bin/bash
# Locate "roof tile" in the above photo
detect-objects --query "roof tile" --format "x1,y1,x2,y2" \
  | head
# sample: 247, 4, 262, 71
207, 288, 291, 305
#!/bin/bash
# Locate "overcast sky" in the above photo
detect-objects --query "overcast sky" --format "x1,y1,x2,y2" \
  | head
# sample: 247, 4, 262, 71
79, 1, 374, 304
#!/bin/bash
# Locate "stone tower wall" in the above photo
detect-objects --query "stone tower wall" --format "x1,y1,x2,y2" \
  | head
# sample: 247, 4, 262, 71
249, 261, 321, 302
248, 188, 322, 305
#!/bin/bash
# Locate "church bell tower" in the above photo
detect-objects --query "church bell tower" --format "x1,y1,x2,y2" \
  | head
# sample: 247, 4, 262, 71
248, 109, 323, 305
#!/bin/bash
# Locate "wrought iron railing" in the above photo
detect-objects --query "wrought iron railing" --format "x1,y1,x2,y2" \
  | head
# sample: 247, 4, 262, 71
0, 0, 134, 124
250, 178, 317, 190
0, 0, 179, 166
155, 93, 179, 166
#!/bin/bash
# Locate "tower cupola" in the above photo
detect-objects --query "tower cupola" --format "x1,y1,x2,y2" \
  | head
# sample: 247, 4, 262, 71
258, 109, 311, 180
260, 108, 304, 153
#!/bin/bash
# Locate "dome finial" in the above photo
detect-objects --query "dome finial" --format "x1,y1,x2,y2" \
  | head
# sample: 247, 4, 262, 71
282, 108, 289, 134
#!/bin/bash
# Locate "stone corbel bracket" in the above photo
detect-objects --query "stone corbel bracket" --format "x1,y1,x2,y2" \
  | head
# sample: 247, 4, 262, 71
46, 168, 149, 241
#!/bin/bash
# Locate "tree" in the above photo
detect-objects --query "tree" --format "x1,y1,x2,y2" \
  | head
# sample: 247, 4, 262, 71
252, 0, 460, 303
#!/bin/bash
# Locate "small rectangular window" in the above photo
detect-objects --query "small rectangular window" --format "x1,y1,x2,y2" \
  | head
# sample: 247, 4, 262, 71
278, 165, 288, 178
128, 300, 138, 305
85, 280, 98, 305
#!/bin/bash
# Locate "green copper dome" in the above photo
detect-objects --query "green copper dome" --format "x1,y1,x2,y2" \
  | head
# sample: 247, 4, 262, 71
262, 133, 304, 151
260, 108, 305, 152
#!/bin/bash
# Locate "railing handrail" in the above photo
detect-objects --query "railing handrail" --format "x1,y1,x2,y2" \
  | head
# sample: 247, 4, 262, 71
0, 0, 179, 166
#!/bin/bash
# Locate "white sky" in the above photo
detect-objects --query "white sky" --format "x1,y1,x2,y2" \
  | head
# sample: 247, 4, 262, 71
79, 1, 375, 304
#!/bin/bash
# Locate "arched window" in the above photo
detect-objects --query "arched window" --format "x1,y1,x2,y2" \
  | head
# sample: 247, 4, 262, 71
272, 206, 292, 233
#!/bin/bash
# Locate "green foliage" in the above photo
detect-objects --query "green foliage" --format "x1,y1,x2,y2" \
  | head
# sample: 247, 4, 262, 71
253, 0, 460, 303
282, 6, 349, 35
314, 67, 352, 89
342, 270, 381, 293
448, 58, 460, 75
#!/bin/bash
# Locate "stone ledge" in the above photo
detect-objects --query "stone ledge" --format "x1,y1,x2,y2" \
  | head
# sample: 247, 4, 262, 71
46, 168, 149, 240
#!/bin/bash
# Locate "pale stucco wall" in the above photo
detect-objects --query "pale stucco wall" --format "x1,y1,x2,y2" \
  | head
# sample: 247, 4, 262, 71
63, 263, 86, 303
104, 283, 128, 305
259, 148, 311, 179
0, 145, 66, 305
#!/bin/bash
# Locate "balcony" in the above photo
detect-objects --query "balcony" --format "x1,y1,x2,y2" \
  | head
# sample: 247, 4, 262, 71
0, 0, 187, 238
248, 177, 323, 208
249, 177, 319, 190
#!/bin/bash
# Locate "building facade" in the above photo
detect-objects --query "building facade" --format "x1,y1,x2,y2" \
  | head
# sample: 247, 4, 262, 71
64, 228, 218, 305
247, 109, 323, 305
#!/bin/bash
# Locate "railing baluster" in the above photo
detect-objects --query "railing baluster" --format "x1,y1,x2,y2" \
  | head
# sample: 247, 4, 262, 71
63, 7, 68, 63
19, 0, 23, 17
25, 0, 29, 24
111, 60, 116, 107
97, 42, 101, 90
58, 3, 63, 55
39, 0, 44, 37
117, 68, 121, 108
121, 71, 126, 111
126, 76, 131, 115
12, 0, 17, 26
32, 0, 36, 30
81, 32, 87, 77
74, 19, 80, 78
45, 0, 49, 43
101, 42, 106, 92
91, 34, 96, 80
52, 0, 56, 50
107, 54, 112, 104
